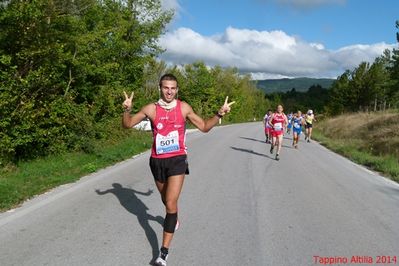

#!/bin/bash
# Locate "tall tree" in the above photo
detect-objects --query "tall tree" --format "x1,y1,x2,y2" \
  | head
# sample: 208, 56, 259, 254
388, 20, 399, 108
368, 51, 391, 111
0, 0, 172, 163
326, 70, 350, 115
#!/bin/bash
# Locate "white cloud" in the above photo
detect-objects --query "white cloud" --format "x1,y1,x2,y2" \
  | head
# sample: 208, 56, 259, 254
310, 43, 325, 50
332, 43, 393, 70
250, 72, 293, 80
159, 27, 395, 79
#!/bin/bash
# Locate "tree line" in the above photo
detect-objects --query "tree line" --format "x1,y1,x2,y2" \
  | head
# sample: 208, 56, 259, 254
266, 21, 399, 116
0, 0, 270, 165
326, 21, 399, 115
142, 60, 270, 122
266, 85, 329, 114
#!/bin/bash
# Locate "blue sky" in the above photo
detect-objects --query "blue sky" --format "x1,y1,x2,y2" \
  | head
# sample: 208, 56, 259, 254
160, 0, 398, 79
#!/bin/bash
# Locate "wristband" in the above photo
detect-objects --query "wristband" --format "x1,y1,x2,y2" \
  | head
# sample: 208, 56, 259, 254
216, 112, 224, 118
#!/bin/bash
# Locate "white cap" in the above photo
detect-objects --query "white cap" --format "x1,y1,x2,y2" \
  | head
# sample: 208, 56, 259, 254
308, 110, 313, 114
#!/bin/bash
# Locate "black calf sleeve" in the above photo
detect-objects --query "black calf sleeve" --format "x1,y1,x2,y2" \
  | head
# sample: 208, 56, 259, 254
163, 213, 177, 233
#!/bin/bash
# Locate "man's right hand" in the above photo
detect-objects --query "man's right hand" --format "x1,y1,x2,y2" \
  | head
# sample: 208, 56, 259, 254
218, 96, 236, 116
123, 91, 134, 111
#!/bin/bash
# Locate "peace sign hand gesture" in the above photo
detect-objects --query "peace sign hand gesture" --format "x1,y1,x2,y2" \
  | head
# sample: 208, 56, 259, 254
123, 91, 134, 111
218, 96, 236, 117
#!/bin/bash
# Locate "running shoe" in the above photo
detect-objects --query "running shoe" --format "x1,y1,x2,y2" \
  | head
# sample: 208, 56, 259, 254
155, 251, 168, 266
295, 144, 298, 149
154, 256, 167, 266
275, 154, 280, 161
270, 145, 274, 154
307, 139, 310, 143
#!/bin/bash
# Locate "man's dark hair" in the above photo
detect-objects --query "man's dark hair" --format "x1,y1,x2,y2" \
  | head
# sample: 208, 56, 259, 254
159, 73, 178, 87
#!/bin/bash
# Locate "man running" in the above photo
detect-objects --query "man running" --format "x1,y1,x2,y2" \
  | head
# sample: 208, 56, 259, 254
292, 111, 304, 149
268, 105, 288, 161
263, 109, 273, 143
122, 74, 235, 266
304, 109, 316, 143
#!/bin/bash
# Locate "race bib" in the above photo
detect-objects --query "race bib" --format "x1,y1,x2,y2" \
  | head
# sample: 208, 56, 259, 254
156, 130, 180, 154
274, 122, 283, 131
294, 122, 301, 129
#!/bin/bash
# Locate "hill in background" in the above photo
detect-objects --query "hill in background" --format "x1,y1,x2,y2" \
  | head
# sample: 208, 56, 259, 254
255, 77, 335, 93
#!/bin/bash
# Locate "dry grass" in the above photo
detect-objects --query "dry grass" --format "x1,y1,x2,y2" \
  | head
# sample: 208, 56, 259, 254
318, 111, 399, 158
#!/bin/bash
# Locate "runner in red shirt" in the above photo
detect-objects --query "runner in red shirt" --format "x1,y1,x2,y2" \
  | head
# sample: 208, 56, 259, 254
122, 74, 235, 266
263, 109, 273, 143
268, 105, 288, 161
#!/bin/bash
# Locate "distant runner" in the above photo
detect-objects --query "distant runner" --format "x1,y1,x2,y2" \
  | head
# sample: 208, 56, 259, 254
268, 105, 288, 161
263, 109, 273, 143
122, 74, 235, 266
292, 111, 304, 149
305, 109, 316, 143
286, 112, 293, 134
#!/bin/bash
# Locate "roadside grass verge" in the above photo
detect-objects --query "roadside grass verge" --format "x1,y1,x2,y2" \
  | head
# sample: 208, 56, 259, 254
312, 111, 399, 183
0, 127, 152, 212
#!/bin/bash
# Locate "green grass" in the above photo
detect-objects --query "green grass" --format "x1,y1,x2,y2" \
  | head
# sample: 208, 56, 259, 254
0, 130, 152, 211
313, 129, 399, 183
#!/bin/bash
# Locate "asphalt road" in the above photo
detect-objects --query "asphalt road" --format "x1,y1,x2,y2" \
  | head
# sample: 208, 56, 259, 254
1, 122, 398, 266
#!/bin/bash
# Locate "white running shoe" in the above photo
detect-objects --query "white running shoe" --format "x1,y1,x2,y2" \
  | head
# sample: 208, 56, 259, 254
155, 254, 168, 266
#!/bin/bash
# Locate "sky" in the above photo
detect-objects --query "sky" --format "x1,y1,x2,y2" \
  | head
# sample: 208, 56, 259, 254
159, 0, 399, 79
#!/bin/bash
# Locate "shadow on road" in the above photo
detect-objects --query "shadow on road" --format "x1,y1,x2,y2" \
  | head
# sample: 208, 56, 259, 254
96, 183, 163, 264
231, 146, 274, 160
240, 136, 294, 150
239, 136, 294, 150
282, 144, 295, 149
239, 136, 266, 144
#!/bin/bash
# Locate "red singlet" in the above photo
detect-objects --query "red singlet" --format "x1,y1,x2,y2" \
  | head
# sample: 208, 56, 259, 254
151, 100, 187, 159
271, 113, 285, 137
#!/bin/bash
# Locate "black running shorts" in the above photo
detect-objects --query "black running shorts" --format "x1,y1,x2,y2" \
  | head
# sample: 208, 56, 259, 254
305, 123, 313, 129
149, 155, 189, 183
